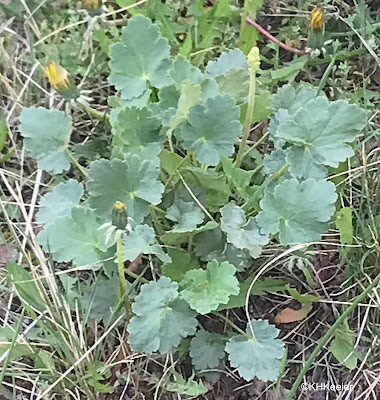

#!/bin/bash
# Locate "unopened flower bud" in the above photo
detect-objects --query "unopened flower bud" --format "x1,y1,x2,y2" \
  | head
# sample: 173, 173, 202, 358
247, 46, 260, 73
310, 6, 324, 31
112, 201, 129, 230
45, 61, 79, 99
82, 0, 101, 9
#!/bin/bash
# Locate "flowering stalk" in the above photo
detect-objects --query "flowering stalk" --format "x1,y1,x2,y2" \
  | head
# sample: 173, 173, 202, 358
113, 201, 133, 321
117, 237, 132, 322
235, 46, 260, 168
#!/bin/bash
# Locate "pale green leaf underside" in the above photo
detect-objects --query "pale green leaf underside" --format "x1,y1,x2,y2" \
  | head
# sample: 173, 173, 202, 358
194, 228, 249, 272
37, 180, 83, 226
166, 80, 202, 131
20, 107, 72, 173
128, 277, 197, 353
161, 221, 218, 245
38, 207, 110, 267
123, 224, 170, 263
206, 49, 248, 77
112, 106, 162, 157
215, 69, 250, 104
109, 15, 172, 100
179, 259, 240, 314
225, 319, 285, 381
221, 203, 269, 258
257, 178, 337, 245
163, 372, 207, 396
166, 199, 204, 232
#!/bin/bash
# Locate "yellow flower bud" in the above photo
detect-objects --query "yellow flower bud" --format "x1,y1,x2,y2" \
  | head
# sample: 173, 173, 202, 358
45, 61, 71, 91
114, 201, 127, 211
247, 46, 260, 73
81, 0, 101, 10
112, 201, 128, 230
310, 6, 324, 31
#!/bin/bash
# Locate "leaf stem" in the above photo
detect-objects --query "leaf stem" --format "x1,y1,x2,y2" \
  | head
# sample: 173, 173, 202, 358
117, 238, 133, 322
242, 131, 269, 158
235, 66, 257, 168
317, 55, 336, 95
125, 268, 149, 284
84, 106, 110, 123
165, 156, 189, 189
168, 132, 175, 153
215, 312, 252, 340
150, 206, 165, 236
66, 150, 88, 179
243, 163, 290, 211
187, 233, 194, 252
285, 272, 380, 400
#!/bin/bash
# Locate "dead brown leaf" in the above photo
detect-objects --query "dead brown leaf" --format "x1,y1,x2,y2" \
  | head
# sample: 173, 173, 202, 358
274, 303, 313, 324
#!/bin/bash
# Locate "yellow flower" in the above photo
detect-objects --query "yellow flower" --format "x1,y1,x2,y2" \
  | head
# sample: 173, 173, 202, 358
45, 61, 71, 91
310, 6, 324, 31
81, 0, 101, 10
114, 201, 127, 211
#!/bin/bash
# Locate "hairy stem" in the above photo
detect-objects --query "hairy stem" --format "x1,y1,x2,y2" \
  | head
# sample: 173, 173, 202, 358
235, 67, 256, 168
116, 238, 133, 322
286, 272, 380, 400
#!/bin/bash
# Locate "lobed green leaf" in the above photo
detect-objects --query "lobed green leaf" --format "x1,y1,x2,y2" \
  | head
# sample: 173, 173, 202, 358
128, 277, 197, 353
179, 259, 240, 314
20, 107, 72, 173
257, 178, 337, 244
109, 15, 172, 101
225, 319, 285, 381
178, 95, 242, 166
87, 155, 164, 224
